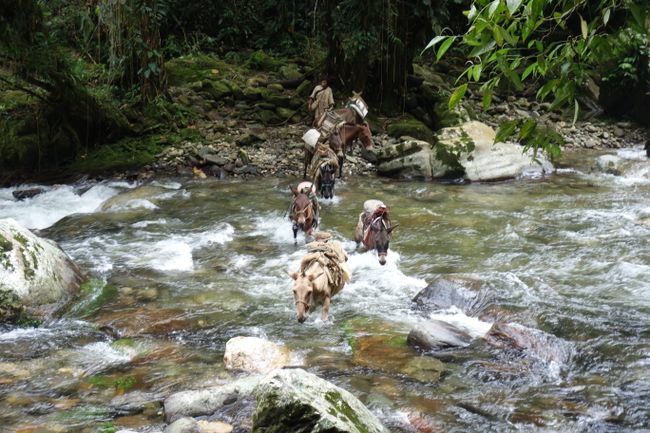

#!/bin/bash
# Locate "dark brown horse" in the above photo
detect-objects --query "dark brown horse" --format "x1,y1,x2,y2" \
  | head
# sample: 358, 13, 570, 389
354, 199, 397, 265
289, 183, 318, 244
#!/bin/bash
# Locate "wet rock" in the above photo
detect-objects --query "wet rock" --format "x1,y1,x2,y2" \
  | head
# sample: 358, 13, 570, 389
484, 322, 571, 366
223, 336, 289, 373
411, 277, 485, 316
165, 417, 200, 433
111, 390, 163, 415
595, 154, 623, 175
100, 185, 165, 211
164, 376, 261, 422
407, 319, 473, 351
236, 132, 266, 147
12, 188, 46, 200
376, 138, 450, 179
386, 117, 436, 143
252, 368, 390, 433
197, 420, 233, 433
0, 218, 83, 321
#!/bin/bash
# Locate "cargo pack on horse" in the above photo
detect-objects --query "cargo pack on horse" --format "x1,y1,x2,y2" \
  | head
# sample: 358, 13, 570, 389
354, 199, 397, 265
289, 182, 318, 244
302, 92, 373, 179
307, 143, 339, 199
288, 233, 351, 323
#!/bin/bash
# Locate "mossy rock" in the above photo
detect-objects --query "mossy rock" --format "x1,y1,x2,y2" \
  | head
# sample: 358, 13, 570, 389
245, 50, 284, 71
242, 86, 265, 101
202, 80, 232, 100
257, 110, 281, 125
65, 278, 118, 319
296, 80, 312, 97
262, 94, 292, 108
279, 64, 303, 81
275, 107, 295, 120
0, 289, 24, 322
266, 83, 284, 93
165, 55, 225, 86
386, 117, 436, 143
434, 99, 470, 128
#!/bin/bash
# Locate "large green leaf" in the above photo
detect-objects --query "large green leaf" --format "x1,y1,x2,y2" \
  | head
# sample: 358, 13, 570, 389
518, 118, 537, 140
436, 36, 456, 60
448, 83, 468, 110
422, 35, 446, 54
495, 120, 517, 143
506, 0, 522, 15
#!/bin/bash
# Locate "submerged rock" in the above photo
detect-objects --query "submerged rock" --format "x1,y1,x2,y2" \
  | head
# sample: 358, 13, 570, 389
12, 188, 46, 201
164, 376, 261, 422
411, 277, 486, 316
407, 319, 473, 351
164, 417, 200, 433
595, 154, 623, 175
252, 368, 390, 433
0, 218, 83, 321
223, 336, 290, 373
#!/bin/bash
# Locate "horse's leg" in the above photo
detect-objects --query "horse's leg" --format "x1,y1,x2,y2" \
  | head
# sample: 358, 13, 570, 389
292, 223, 298, 245
338, 154, 344, 178
321, 295, 331, 321
303, 149, 310, 179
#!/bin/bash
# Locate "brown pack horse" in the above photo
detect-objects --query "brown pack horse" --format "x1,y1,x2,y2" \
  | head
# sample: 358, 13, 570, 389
303, 93, 374, 179
354, 199, 397, 265
289, 183, 317, 244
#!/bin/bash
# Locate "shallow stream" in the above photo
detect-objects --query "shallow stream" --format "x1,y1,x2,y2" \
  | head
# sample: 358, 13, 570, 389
0, 147, 648, 432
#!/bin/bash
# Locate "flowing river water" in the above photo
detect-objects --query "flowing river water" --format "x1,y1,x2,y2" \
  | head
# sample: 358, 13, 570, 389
0, 146, 648, 433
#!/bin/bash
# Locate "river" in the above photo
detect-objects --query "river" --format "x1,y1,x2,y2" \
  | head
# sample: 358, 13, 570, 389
0, 146, 648, 432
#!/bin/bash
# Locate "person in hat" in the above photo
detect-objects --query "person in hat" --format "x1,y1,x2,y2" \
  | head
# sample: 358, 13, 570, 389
307, 78, 334, 127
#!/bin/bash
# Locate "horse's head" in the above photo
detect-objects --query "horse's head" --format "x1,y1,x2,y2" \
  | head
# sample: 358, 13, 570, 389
319, 164, 336, 199
288, 270, 323, 323
290, 185, 313, 228
370, 218, 398, 265
358, 122, 373, 150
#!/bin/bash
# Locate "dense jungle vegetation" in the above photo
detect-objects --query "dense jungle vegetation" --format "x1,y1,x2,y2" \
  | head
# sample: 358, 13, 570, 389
0, 0, 648, 182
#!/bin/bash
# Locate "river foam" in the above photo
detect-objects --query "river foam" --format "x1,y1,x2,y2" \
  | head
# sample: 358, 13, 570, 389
0, 183, 123, 230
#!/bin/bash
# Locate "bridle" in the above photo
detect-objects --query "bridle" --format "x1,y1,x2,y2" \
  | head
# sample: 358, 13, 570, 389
294, 299, 310, 311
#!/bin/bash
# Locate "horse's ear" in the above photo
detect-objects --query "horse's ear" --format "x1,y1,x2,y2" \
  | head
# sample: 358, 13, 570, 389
289, 185, 298, 195
308, 272, 324, 282
387, 223, 398, 234
287, 271, 299, 280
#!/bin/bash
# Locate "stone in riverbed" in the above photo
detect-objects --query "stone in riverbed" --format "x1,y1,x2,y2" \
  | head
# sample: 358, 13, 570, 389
0, 218, 83, 321
407, 319, 473, 351
164, 376, 261, 422
252, 368, 390, 433
223, 336, 290, 373
164, 417, 200, 433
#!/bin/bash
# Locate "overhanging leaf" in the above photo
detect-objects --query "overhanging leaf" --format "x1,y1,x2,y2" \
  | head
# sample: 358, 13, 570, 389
572, 99, 579, 126
495, 120, 517, 143
488, 0, 500, 18
518, 118, 537, 140
482, 89, 492, 110
436, 36, 456, 60
422, 35, 446, 54
506, 0, 522, 15
579, 14, 588, 39
448, 83, 468, 110
603, 8, 610, 25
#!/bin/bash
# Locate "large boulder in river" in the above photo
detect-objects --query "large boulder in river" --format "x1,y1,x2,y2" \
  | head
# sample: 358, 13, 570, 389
224, 336, 290, 373
376, 138, 451, 179
411, 277, 488, 316
438, 121, 554, 181
377, 121, 553, 181
252, 368, 389, 433
164, 376, 260, 422
407, 319, 473, 352
0, 218, 83, 321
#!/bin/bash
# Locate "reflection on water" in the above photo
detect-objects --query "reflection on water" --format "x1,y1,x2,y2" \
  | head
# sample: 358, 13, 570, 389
0, 146, 649, 432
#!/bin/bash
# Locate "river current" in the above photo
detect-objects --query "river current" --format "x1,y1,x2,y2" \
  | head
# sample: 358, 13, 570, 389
0, 146, 648, 432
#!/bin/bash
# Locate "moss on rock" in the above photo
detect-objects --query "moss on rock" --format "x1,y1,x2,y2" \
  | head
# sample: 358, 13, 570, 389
386, 117, 436, 143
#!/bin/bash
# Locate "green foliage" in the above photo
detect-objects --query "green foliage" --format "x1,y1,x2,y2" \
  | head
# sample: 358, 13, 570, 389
86, 374, 137, 392
425, 0, 648, 152
494, 118, 563, 160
